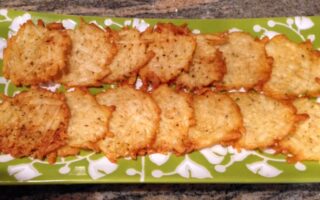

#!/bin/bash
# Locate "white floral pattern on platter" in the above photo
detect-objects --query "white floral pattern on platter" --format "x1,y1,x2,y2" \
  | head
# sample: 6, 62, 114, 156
151, 155, 213, 179
150, 145, 305, 179
1, 152, 118, 181
253, 16, 315, 41
0, 9, 11, 23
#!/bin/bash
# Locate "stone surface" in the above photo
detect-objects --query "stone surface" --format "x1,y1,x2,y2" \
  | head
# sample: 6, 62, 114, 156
1, 0, 320, 18
1, 0, 320, 199
2, 184, 320, 199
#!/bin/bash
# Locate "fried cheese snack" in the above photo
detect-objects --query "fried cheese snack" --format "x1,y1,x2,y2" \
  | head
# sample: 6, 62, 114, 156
57, 88, 113, 157
3, 20, 71, 85
188, 90, 243, 150
96, 86, 160, 161
139, 23, 196, 88
0, 88, 69, 163
218, 32, 272, 90
230, 92, 298, 149
175, 34, 227, 90
103, 28, 154, 84
280, 98, 320, 161
59, 21, 117, 86
151, 84, 194, 154
263, 35, 320, 99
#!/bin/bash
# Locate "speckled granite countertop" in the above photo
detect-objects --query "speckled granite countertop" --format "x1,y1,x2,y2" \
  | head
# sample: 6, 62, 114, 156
1, 0, 320, 199
2, 0, 320, 18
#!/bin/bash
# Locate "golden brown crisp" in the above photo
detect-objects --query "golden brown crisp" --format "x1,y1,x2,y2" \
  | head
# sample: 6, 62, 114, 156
103, 28, 154, 84
175, 33, 227, 90
230, 92, 297, 149
0, 88, 69, 161
57, 146, 80, 157
263, 35, 320, 99
280, 98, 320, 161
151, 84, 194, 154
58, 88, 113, 156
188, 91, 243, 150
139, 23, 196, 88
59, 21, 117, 86
218, 32, 272, 90
3, 20, 71, 86
96, 86, 160, 161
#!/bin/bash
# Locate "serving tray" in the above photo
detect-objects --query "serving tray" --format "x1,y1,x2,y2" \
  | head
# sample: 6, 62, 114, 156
0, 9, 319, 184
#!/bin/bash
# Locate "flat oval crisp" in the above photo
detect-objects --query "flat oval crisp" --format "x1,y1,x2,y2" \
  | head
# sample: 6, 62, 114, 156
151, 84, 194, 154
0, 88, 69, 162
59, 21, 117, 86
139, 23, 196, 88
58, 88, 113, 156
280, 98, 320, 161
263, 35, 320, 99
3, 20, 71, 86
175, 34, 227, 90
96, 86, 160, 161
187, 91, 243, 150
218, 32, 272, 90
103, 28, 154, 84
230, 92, 297, 149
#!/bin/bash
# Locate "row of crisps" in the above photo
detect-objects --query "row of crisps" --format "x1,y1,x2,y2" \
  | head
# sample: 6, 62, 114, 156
0, 84, 318, 163
4, 19, 320, 100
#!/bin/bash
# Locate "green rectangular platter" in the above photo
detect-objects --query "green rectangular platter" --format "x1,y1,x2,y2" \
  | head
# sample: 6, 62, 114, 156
0, 9, 319, 184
